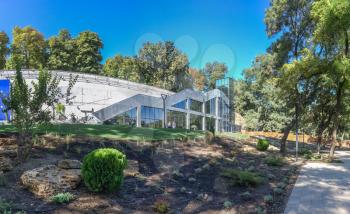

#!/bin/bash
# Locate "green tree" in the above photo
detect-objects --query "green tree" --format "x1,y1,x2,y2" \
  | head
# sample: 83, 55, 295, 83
7, 26, 47, 69
103, 54, 141, 82
2, 60, 76, 161
188, 68, 206, 91
47, 29, 76, 70
0, 31, 10, 69
264, 0, 314, 154
138, 41, 190, 91
75, 31, 103, 74
202, 62, 228, 89
235, 54, 291, 131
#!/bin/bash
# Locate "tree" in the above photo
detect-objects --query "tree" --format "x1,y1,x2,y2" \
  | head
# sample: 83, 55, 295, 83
75, 31, 103, 74
103, 54, 141, 82
2, 59, 77, 161
188, 68, 206, 91
0, 31, 10, 69
235, 54, 291, 131
138, 41, 189, 91
202, 62, 228, 90
47, 29, 76, 71
7, 26, 47, 69
311, 0, 350, 158
264, 0, 314, 154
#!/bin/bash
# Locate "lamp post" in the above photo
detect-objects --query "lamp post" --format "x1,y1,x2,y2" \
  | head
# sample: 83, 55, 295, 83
295, 81, 302, 161
161, 94, 168, 128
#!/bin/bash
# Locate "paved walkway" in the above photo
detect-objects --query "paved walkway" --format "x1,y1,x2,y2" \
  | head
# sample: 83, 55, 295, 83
285, 151, 350, 214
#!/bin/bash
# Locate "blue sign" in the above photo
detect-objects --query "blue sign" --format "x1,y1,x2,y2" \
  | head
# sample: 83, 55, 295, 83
0, 80, 10, 121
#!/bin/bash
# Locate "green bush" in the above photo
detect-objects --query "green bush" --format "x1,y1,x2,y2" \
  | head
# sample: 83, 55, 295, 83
82, 148, 127, 192
50, 192, 75, 204
205, 131, 214, 143
264, 156, 285, 166
153, 201, 169, 214
256, 139, 269, 151
221, 169, 263, 187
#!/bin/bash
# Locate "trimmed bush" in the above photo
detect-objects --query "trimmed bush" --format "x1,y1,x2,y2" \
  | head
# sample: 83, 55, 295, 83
221, 169, 263, 187
256, 139, 269, 151
82, 148, 127, 192
264, 156, 285, 167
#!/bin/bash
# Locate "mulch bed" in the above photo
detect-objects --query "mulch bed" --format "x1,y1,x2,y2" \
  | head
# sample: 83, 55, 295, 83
0, 133, 302, 214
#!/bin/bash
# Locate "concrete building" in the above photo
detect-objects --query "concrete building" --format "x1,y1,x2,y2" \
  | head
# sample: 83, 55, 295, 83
0, 70, 233, 132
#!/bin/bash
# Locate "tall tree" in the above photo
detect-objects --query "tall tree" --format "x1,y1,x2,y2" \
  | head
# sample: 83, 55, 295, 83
311, 0, 350, 158
188, 68, 206, 91
7, 26, 47, 69
264, 0, 314, 153
75, 31, 103, 74
202, 62, 228, 89
0, 31, 10, 69
47, 29, 76, 71
138, 41, 189, 91
103, 54, 141, 82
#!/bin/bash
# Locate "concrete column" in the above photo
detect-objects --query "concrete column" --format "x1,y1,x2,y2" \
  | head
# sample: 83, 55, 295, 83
202, 101, 206, 131
186, 98, 190, 129
136, 105, 142, 127
215, 97, 219, 132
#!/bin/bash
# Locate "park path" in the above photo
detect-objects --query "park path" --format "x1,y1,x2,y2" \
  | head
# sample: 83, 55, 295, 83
285, 151, 350, 214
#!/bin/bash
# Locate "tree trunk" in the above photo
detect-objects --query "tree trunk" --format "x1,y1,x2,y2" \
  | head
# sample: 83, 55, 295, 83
280, 119, 295, 155
16, 133, 32, 162
329, 126, 338, 159
316, 132, 322, 155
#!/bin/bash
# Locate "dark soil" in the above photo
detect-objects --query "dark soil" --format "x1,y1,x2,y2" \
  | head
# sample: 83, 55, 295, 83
0, 133, 302, 214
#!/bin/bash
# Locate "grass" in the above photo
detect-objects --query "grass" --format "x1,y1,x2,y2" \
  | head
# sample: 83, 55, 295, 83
0, 124, 206, 141
217, 132, 250, 141
221, 169, 263, 187
50, 192, 75, 204
264, 156, 285, 167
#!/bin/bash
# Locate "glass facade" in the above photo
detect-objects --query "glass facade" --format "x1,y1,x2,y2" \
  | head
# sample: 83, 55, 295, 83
189, 99, 203, 112
167, 110, 186, 129
205, 98, 216, 115
104, 107, 137, 126
141, 106, 164, 128
172, 100, 187, 109
190, 114, 203, 130
0, 80, 11, 121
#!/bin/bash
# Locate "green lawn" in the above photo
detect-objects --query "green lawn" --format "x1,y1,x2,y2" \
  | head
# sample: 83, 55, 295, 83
0, 124, 206, 141
217, 132, 250, 141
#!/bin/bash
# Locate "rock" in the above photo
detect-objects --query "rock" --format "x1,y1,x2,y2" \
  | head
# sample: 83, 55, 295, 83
0, 156, 13, 171
267, 173, 275, 180
277, 182, 287, 189
188, 177, 196, 182
194, 168, 202, 173
223, 200, 233, 209
273, 187, 284, 195
247, 166, 255, 171
263, 195, 273, 203
21, 165, 81, 198
124, 159, 139, 176
213, 176, 229, 194
197, 193, 209, 201
180, 187, 187, 193
202, 163, 210, 170
172, 170, 184, 179
57, 159, 82, 169
240, 191, 252, 200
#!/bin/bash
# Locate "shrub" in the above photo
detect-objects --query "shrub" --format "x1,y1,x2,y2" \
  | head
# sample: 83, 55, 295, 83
256, 139, 269, 151
153, 200, 169, 214
204, 131, 214, 143
264, 156, 285, 166
221, 169, 263, 187
82, 148, 127, 192
50, 192, 75, 204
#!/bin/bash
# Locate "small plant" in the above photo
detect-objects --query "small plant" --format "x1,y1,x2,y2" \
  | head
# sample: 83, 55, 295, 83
263, 195, 273, 203
223, 200, 233, 209
264, 156, 285, 166
221, 169, 263, 187
50, 192, 75, 204
256, 139, 269, 151
153, 200, 169, 214
0, 172, 6, 186
0, 197, 11, 212
82, 148, 127, 192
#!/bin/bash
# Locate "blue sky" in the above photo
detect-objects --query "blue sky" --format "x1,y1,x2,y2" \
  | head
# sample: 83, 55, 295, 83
0, 0, 271, 79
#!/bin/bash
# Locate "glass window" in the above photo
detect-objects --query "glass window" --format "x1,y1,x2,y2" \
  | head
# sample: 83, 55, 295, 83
189, 99, 203, 112
104, 107, 137, 127
172, 100, 187, 109
190, 114, 203, 130
205, 98, 216, 115
167, 110, 186, 129
206, 117, 215, 133
141, 106, 164, 128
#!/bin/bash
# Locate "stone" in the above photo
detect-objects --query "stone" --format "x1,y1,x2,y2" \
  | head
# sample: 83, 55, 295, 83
180, 187, 187, 193
124, 159, 139, 176
172, 170, 184, 179
223, 200, 233, 209
264, 195, 273, 203
273, 187, 284, 195
213, 176, 229, 194
194, 168, 202, 173
57, 159, 82, 169
21, 165, 81, 198
277, 182, 287, 189
240, 191, 252, 200
197, 193, 209, 201
202, 163, 210, 170
188, 177, 196, 182
0, 156, 13, 171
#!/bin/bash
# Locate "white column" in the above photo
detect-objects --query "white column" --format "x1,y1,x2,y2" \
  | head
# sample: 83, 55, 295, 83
215, 97, 219, 132
202, 101, 206, 131
136, 105, 142, 127
186, 99, 190, 129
